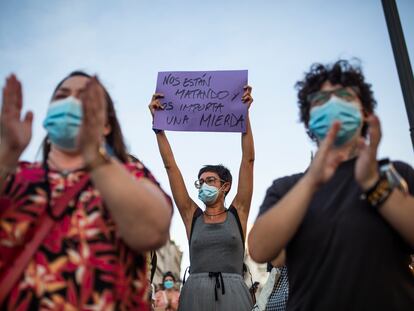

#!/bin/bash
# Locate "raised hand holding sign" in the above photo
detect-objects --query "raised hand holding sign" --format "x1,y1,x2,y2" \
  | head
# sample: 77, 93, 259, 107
153, 70, 248, 133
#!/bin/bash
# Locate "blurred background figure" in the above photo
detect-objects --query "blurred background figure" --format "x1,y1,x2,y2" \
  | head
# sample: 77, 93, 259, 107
252, 250, 288, 311
154, 271, 180, 311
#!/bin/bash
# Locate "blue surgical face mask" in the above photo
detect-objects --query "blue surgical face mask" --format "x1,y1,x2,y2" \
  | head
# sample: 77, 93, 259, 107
198, 183, 220, 205
164, 280, 174, 289
43, 96, 83, 151
308, 97, 362, 146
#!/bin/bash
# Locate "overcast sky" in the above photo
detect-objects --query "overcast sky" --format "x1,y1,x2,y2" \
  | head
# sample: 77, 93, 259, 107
1, 0, 413, 276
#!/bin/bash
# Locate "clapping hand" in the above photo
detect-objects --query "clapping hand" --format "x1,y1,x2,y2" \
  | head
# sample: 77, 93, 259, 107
78, 76, 107, 163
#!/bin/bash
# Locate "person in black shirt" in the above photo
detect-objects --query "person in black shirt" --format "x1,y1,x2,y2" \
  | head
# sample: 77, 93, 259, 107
248, 60, 414, 310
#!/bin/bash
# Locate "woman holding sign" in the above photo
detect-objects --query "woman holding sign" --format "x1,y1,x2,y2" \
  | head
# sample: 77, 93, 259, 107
149, 85, 254, 311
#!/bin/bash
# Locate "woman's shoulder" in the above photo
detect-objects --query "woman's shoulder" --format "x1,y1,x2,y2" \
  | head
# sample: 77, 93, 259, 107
125, 155, 173, 208
17, 161, 43, 170
125, 155, 155, 179
13, 161, 44, 181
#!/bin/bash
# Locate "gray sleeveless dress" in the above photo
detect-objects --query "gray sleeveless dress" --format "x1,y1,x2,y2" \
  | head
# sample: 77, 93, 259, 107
178, 208, 253, 311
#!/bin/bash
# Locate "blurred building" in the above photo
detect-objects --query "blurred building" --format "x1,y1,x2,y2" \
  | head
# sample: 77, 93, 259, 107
153, 238, 183, 286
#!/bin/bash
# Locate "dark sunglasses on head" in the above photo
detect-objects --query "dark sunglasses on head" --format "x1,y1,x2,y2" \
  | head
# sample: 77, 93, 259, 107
307, 86, 360, 107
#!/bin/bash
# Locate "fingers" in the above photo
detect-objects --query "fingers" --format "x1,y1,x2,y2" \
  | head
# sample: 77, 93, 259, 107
329, 152, 347, 169
2, 78, 8, 115
14, 75, 23, 111
82, 76, 104, 112
152, 93, 164, 100
355, 114, 381, 163
77, 77, 106, 158
242, 93, 253, 103
318, 121, 341, 154
149, 93, 165, 115
242, 85, 252, 98
2, 74, 22, 119
357, 136, 367, 153
150, 93, 164, 108
242, 85, 253, 106
23, 111, 34, 125
366, 114, 381, 154
80, 76, 105, 136
79, 80, 91, 120
22, 111, 34, 135
91, 77, 105, 117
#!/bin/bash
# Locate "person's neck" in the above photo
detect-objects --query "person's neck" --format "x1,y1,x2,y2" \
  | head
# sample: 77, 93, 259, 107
47, 145, 85, 173
205, 200, 226, 214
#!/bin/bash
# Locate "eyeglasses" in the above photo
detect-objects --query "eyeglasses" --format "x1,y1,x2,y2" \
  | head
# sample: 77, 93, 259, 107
307, 86, 360, 107
194, 176, 225, 189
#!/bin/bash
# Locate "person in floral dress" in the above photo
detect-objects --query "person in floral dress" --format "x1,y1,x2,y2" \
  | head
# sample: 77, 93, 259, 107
0, 72, 173, 310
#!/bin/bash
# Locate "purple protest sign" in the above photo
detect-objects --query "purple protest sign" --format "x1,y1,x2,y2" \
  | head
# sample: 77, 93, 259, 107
153, 70, 248, 133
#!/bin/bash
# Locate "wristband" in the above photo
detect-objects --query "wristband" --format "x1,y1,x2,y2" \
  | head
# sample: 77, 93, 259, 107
361, 158, 408, 209
153, 128, 162, 134
361, 174, 392, 209
379, 159, 409, 194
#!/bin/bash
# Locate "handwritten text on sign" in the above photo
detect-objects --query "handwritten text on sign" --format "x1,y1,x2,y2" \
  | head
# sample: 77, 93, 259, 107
153, 70, 248, 132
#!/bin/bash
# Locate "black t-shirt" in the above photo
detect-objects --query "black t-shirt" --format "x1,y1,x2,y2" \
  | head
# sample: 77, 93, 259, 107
258, 158, 414, 311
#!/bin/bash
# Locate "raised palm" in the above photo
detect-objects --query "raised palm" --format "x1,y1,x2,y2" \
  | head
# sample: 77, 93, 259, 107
1, 75, 33, 157
354, 115, 381, 190
306, 122, 346, 187
77, 77, 107, 163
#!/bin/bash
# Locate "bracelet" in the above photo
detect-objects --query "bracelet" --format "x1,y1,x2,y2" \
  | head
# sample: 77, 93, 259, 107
380, 159, 409, 194
361, 174, 392, 209
153, 128, 163, 134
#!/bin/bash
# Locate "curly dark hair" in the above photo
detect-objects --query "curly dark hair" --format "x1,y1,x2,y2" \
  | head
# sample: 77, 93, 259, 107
295, 59, 377, 141
198, 164, 232, 196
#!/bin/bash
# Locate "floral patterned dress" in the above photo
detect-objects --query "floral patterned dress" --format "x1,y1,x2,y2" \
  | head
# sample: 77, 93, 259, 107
0, 159, 171, 311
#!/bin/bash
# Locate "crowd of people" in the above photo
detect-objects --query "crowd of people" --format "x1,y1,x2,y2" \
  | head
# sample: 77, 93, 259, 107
0, 59, 413, 310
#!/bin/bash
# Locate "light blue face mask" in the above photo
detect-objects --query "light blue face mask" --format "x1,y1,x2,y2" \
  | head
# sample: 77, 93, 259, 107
308, 97, 362, 146
105, 143, 116, 157
43, 96, 83, 151
164, 280, 174, 289
198, 183, 220, 205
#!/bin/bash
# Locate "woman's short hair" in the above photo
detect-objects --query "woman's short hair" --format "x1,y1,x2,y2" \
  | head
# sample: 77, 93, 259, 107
198, 164, 232, 196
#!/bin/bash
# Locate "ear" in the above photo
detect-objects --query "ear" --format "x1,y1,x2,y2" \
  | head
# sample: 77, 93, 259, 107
362, 108, 371, 119
103, 123, 111, 136
361, 110, 372, 130
223, 182, 231, 193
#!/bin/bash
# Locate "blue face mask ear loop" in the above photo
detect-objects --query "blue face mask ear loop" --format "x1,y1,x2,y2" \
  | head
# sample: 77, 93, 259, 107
105, 141, 116, 158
